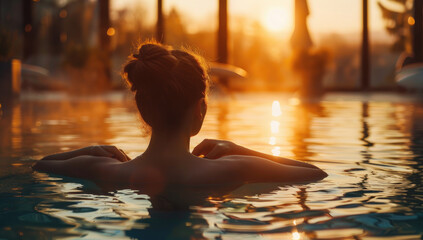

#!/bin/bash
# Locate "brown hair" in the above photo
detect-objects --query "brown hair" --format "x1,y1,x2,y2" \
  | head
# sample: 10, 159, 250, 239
123, 41, 209, 132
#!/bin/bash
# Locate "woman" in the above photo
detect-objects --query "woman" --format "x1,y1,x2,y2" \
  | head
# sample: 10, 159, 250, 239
33, 42, 327, 188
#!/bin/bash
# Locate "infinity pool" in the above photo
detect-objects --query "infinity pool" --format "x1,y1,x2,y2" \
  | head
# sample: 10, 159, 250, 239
0, 92, 422, 239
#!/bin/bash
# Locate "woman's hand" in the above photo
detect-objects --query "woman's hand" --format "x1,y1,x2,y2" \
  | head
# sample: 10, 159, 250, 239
193, 139, 320, 170
87, 145, 131, 162
192, 139, 243, 159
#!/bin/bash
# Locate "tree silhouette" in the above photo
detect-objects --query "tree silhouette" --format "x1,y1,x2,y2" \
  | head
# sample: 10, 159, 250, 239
378, 0, 413, 52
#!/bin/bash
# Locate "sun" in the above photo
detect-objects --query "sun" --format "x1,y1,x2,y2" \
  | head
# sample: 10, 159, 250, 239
261, 7, 291, 33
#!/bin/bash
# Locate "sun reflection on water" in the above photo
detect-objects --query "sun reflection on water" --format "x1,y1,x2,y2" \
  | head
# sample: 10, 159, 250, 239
269, 100, 282, 156
270, 120, 280, 134
1, 92, 423, 239
292, 231, 300, 240
272, 100, 282, 117
271, 146, 281, 156
269, 136, 276, 145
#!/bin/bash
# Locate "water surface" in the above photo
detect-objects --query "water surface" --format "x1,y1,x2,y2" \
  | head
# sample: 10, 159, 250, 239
0, 92, 422, 239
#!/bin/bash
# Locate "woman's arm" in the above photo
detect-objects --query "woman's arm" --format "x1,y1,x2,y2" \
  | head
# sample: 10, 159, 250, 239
41, 145, 130, 162
227, 155, 327, 183
33, 155, 122, 181
193, 139, 319, 169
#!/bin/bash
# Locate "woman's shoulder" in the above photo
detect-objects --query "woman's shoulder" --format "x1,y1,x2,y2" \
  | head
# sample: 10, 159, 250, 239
178, 156, 245, 185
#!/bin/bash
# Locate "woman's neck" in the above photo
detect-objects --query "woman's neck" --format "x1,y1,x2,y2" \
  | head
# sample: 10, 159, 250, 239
143, 130, 192, 158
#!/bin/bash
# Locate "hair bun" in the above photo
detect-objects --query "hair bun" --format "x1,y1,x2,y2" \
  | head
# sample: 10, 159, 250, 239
133, 44, 174, 62
123, 43, 178, 93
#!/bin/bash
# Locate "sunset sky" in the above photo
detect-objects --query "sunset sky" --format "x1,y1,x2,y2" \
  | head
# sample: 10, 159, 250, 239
113, 0, 402, 40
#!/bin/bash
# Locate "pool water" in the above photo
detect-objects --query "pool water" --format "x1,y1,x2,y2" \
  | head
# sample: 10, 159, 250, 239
1, 92, 423, 239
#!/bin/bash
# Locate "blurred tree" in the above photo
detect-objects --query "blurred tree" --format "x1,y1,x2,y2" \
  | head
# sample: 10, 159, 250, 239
290, 0, 328, 96
99, 0, 111, 82
165, 8, 188, 46
378, 0, 413, 52
290, 0, 313, 52
60, 0, 110, 93
61, 1, 96, 67
23, 0, 34, 60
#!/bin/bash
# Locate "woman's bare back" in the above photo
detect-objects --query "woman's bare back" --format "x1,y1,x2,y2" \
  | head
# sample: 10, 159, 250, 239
106, 155, 242, 188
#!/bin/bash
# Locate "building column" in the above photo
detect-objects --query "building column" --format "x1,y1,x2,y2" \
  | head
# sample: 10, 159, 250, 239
156, 0, 165, 43
361, 0, 370, 90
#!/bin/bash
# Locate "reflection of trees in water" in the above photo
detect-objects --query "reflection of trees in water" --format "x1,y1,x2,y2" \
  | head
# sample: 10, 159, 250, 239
0, 103, 16, 158
0, 98, 120, 159
296, 187, 310, 212
362, 102, 423, 211
290, 102, 326, 161
360, 102, 373, 164
402, 104, 423, 211
216, 101, 229, 140
296, 186, 323, 240
0, 98, 135, 238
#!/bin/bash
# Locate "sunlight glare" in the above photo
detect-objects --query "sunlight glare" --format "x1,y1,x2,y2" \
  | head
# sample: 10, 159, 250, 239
289, 97, 300, 106
271, 120, 280, 134
271, 146, 281, 156
261, 7, 290, 32
272, 101, 282, 117
292, 231, 300, 240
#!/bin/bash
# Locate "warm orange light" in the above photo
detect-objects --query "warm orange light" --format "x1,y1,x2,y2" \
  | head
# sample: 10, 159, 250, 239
408, 16, 415, 25
289, 97, 300, 106
59, 10, 67, 18
271, 120, 280, 134
292, 231, 300, 240
12, 59, 21, 94
107, 27, 116, 36
271, 146, 281, 156
261, 7, 291, 32
272, 100, 282, 116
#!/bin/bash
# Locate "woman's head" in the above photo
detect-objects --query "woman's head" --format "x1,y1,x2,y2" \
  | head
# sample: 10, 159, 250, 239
123, 41, 209, 134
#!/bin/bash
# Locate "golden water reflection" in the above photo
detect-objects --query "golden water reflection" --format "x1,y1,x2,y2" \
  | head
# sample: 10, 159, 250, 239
270, 100, 282, 156
1, 92, 423, 239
